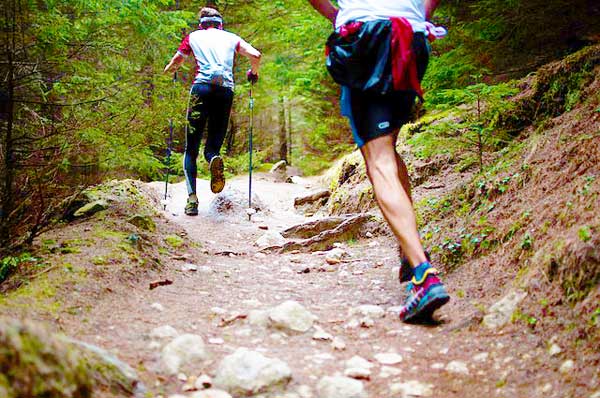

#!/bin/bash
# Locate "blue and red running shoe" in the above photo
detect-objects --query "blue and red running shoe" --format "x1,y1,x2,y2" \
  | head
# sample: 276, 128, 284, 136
399, 267, 450, 322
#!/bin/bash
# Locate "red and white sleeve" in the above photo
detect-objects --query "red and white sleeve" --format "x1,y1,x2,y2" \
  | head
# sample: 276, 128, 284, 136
177, 35, 192, 57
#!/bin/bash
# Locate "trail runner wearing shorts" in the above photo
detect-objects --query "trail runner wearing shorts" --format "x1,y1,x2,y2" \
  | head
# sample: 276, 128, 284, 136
308, 0, 450, 322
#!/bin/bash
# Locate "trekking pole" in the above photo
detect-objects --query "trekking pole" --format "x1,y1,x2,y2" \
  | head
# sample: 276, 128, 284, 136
163, 72, 177, 210
247, 82, 255, 221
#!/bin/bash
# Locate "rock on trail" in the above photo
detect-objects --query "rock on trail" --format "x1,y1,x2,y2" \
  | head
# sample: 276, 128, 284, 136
213, 348, 292, 396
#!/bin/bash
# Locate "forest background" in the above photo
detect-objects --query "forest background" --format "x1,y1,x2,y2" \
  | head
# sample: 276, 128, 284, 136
1, 0, 599, 255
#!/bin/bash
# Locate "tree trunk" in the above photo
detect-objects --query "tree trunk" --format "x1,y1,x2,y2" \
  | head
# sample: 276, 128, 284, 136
225, 116, 236, 155
278, 96, 287, 162
0, 4, 16, 248
287, 98, 292, 166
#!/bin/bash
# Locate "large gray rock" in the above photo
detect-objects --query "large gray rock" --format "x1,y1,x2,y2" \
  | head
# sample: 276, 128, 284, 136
269, 300, 317, 333
316, 376, 367, 398
213, 348, 292, 396
161, 334, 207, 375
482, 290, 528, 329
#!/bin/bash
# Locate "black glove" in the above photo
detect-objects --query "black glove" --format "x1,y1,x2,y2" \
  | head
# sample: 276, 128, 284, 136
247, 69, 259, 84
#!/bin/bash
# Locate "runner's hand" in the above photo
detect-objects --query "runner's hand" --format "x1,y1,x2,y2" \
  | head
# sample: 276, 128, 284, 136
247, 69, 259, 84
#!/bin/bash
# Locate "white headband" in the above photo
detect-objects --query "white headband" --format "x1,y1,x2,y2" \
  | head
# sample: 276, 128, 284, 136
200, 16, 223, 24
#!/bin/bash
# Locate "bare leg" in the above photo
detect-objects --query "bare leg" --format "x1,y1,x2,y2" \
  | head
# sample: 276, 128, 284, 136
360, 133, 426, 267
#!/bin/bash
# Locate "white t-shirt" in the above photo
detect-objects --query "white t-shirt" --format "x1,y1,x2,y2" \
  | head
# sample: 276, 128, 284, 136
335, 0, 427, 32
178, 28, 246, 88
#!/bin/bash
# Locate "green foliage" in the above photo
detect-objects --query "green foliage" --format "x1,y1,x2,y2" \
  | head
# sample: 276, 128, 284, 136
578, 226, 592, 243
0, 254, 37, 284
164, 235, 184, 248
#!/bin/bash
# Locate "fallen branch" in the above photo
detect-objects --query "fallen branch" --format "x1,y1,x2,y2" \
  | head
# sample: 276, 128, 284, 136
219, 312, 247, 327
149, 279, 173, 290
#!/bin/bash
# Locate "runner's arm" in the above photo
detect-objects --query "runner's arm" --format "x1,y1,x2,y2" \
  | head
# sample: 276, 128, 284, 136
238, 40, 262, 75
164, 53, 185, 74
307, 0, 338, 24
424, 0, 441, 20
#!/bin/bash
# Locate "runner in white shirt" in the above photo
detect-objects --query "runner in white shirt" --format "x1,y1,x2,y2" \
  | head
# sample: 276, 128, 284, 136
335, 0, 428, 31
164, 7, 261, 216
308, 0, 450, 323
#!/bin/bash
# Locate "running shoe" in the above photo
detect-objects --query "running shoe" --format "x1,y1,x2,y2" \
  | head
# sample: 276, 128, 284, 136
185, 198, 199, 216
399, 268, 449, 322
399, 250, 431, 283
209, 155, 225, 193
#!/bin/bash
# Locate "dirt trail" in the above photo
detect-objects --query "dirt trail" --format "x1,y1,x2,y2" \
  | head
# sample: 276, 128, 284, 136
50, 173, 576, 398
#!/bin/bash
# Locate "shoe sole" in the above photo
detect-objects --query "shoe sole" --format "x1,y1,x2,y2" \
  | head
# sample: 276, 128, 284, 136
402, 285, 450, 322
185, 208, 199, 216
210, 156, 225, 194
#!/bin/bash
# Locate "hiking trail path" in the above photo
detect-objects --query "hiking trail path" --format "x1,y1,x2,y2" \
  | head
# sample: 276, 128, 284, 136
64, 173, 558, 398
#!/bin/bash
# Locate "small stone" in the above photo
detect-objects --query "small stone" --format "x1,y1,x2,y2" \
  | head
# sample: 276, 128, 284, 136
211, 307, 228, 315
269, 300, 317, 333
256, 231, 287, 248
359, 317, 374, 328
540, 383, 552, 393
148, 341, 161, 350
312, 325, 333, 341
325, 248, 348, 260
559, 359, 575, 374
430, 363, 445, 370
379, 366, 402, 378
259, 225, 269, 230
161, 334, 207, 375
350, 305, 385, 319
189, 389, 232, 398
182, 263, 198, 272
151, 302, 165, 312
296, 385, 313, 398
332, 337, 346, 351
390, 380, 433, 397
473, 352, 489, 362
548, 343, 562, 356
209, 337, 224, 345
213, 348, 292, 396
150, 325, 179, 340
344, 356, 374, 380
375, 352, 403, 365
177, 372, 188, 381
195, 374, 213, 389
589, 391, 600, 398
445, 360, 469, 375
316, 376, 367, 398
